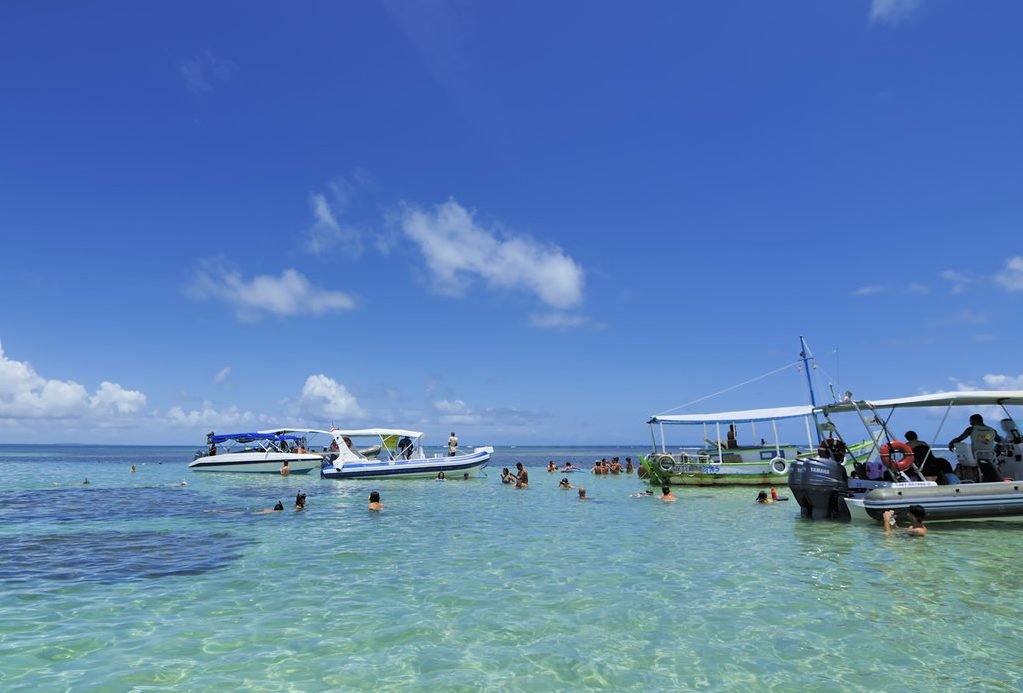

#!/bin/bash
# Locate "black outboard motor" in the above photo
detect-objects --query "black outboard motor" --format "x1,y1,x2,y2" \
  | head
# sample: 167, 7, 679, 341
788, 440, 850, 520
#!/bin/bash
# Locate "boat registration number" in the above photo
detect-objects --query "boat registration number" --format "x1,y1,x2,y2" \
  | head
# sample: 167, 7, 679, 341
680, 465, 720, 474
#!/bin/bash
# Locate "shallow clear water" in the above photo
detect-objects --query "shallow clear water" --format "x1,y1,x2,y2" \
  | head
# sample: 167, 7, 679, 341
1, 445, 1022, 691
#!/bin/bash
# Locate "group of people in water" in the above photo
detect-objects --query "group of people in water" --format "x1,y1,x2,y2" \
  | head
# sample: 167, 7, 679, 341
543, 457, 636, 475
496, 458, 678, 502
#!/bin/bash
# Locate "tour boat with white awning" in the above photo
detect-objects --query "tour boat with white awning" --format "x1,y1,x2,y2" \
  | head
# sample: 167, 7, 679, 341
788, 390, 1023, 522
641, 405, 820, 485
320, 428, 493, 479
189, 431, 331, 474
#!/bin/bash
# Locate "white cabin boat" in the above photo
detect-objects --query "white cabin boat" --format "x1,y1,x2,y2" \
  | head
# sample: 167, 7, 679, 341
320, 428, 493, 480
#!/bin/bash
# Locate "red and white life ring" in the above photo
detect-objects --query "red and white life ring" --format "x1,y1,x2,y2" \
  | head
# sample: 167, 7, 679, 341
880, 441, 915, 472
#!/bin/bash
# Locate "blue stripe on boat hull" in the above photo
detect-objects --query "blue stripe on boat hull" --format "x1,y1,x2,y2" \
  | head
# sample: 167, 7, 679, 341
321, 453, 490, 480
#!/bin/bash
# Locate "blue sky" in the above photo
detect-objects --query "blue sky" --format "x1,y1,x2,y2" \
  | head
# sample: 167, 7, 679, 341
1, 0, 1021, 445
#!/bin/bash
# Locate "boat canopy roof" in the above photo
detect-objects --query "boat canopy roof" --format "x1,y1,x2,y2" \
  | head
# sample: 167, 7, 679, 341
821, 390, 1023, 414
649, 405, 814, 425
208, 432, 280, 444
331, 428, 424, 439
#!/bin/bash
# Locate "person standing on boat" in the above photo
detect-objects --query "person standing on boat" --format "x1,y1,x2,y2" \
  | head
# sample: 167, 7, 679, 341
398, 436, 412, 459
726, 425, 738, 449
447, 432, 458, 457
949, 414, 1003, 482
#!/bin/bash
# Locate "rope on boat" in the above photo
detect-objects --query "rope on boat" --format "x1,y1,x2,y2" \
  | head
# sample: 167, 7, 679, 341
653, 360, 803, 417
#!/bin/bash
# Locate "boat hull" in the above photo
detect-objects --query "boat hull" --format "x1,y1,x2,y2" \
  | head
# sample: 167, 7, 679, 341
189, 452, 325, 474
846, 481, 1023, 523
641, 448, 801, 486
321, 448, 492, 480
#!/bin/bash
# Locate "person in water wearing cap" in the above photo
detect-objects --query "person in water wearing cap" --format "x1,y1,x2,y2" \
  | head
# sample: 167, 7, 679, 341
559, 477, 573, 489
368, 491, 383, 510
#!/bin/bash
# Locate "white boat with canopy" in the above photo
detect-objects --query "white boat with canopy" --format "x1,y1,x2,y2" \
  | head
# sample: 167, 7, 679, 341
320, 428, 493, 480
788, 390, 1023, 522
189, 430, 332, 474
643, 405, 818, 485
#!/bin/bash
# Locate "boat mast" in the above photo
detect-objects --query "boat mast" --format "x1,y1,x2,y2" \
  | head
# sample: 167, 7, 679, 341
799, 336, 824, 444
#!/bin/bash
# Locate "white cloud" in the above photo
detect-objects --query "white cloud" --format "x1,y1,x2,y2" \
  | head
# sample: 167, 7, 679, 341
907, 283, 930, 295
181, 49, 237, 95
305, 190, 363, 256
89, 381, 146, 414
213, 367, 232, 384
949, 309, 988, 325
870, 0, 923, 25
939, 269, 972, 294
995, 256, 1023, 291
166, 402, 269, 429
433, 398, 481, 425
400, 199, 584, 310
529, 312, 601, 330
851, 285, 884, 297
300, 374, 364, 419
189, 263, 355, 321
982, 374, 1023, 389
0, 339, 144, 420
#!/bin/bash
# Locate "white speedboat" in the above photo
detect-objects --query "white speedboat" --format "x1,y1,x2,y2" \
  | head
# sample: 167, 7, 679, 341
788, 390, 1023, 522
320, 428, 492, 480
189, 431, 330, 474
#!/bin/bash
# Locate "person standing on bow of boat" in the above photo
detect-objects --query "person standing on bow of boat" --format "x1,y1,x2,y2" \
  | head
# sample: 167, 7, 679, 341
726, 424, 738, 449
447, 432, 458, 456
949, 414, 1003, 483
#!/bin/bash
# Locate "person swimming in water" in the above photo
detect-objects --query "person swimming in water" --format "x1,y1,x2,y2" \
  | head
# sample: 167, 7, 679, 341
562, 462, 579, 471
559, 477, 573, 489
547, 461, 558, 472
436, 471, 446, 481
660, 485, 677, 502
883, 505, 927, 536
294, 491, 306, 510
500, 468, 514, 484
756, 491, 773, 504
578, 487, 588, 500
368, 491, 383, 510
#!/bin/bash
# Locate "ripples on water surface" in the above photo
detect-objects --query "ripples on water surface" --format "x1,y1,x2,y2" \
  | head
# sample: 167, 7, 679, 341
0, 445, 1021, 691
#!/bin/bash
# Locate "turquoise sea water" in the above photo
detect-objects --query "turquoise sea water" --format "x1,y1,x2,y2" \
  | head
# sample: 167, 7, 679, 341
1, 445, 1022, 692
